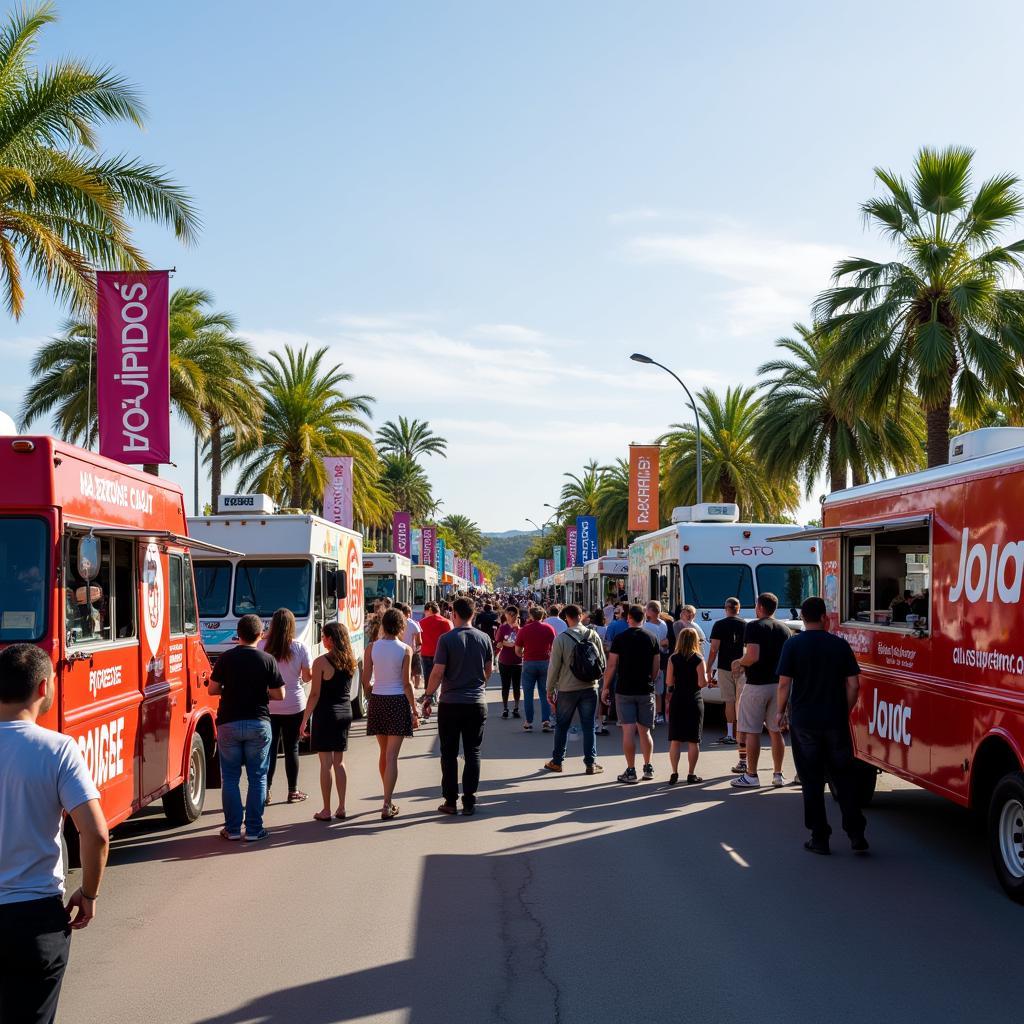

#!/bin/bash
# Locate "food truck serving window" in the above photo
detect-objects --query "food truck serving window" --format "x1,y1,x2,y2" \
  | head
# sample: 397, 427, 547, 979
234, 560, 312, 617
0, 517, 48, 642
65, 533, 136, 646
843, 523, 931, 630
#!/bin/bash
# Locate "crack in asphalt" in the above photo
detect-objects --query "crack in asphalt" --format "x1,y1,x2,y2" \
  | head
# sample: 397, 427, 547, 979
492, 854, 563, 1024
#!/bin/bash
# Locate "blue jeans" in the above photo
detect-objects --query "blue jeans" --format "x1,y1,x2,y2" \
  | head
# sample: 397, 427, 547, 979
218, 719, 272, 835
521, 661, 551, 724
551, 688, 597, 766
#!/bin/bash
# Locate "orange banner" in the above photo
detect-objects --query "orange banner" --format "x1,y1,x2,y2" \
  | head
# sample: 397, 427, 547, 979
628, 445, 659, 533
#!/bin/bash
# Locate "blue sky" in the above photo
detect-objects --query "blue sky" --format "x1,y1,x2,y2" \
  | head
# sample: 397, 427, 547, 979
3, 0, 1024, 530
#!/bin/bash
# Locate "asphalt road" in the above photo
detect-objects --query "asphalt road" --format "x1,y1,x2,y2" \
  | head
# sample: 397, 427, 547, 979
62, 683, 1023, 1024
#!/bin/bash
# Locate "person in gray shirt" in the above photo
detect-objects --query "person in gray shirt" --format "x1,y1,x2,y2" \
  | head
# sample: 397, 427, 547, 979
422, 597, 493, 815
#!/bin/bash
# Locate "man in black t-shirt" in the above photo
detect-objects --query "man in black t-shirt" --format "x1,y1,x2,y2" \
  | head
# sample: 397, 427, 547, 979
602, 605, 660, 784
730, 592, 791, 788
777, 597, 867, 855
210, 613, 285, 842
709, 597, 747, 747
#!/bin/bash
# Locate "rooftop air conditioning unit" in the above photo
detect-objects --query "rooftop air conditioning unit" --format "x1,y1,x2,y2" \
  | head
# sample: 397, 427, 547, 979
949, 428, 1024, 465
217, 493, 276, 515
671, 503, 740, 524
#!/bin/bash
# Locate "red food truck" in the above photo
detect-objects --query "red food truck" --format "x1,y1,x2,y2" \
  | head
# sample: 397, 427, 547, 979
771, 427, 1024, 901
0, 433, 237, 857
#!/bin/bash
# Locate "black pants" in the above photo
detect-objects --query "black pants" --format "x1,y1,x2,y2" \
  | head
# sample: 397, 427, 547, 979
790, 723, 867, 842
268, 711, 303, 792
498, 663, 522, 708
438, 702, 486, 808
0, 896, 71, 1024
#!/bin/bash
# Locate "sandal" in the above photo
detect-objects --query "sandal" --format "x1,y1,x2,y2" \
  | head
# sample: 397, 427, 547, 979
334, 810, 346, 820
381, 803, 399, 820
686, 774, 703, 784
287, 791, 308, 803
313, 810, 332, 822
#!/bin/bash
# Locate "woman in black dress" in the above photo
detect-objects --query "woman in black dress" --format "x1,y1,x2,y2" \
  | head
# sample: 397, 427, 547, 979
666, 626, 709, 785
301, 621, 356, 821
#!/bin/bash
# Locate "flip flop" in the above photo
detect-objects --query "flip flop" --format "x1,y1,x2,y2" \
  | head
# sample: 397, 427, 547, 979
288, 791, 308, 803
334, 811, 346, 820
313, 810, 332, 822
381, 803, 399, 820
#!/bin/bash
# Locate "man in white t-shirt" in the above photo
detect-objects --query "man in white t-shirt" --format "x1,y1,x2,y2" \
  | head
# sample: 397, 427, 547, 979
544, 606, 568, 636
643, 601, 670, 723
0, 644, 109, 1024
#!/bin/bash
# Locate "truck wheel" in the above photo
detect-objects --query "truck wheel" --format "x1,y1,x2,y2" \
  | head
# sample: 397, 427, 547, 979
989, 772, 1024, 903
162, 732, 206, 825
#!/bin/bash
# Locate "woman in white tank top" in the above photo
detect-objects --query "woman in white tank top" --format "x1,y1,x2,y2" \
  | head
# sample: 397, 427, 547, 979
364, 608, 418, 819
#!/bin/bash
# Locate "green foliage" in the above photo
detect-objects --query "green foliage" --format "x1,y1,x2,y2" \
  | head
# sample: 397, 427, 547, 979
376, 416, 447, 461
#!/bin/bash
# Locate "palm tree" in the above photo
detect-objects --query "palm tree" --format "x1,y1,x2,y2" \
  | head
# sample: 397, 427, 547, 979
0, 3, 198, 318
380, 454, 435, 521
756, 323, 924, 495
815, 146, 1024, 467
439, 513, 484, 559
20, 287, 252, 475
223, 344, 390, 524
376, 417, 447, 462
594, 459, 632, 549
660, 386, 799, 522
556, 459, 603, 519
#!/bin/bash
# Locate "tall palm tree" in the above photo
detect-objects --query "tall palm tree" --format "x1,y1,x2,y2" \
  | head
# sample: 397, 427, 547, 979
815, 145, 1024, 467
376, 417, 447, 462
660, 386, 799, 522
556, 459, 603, 519
756, 323, 924, 495
380, 454, 435, 521
223, 344, 390, 524
594, 459, 632, 549
0, 2, 198, 318
439, 513, 484, 558
20, 287, 250, 475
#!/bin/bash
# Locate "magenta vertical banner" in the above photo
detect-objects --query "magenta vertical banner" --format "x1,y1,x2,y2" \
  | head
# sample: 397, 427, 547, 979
566, 526, 578, 567
322, 456, 353, 527
97, 270, 170, 464
421, 526, 436, 567
393, 511, 411, 556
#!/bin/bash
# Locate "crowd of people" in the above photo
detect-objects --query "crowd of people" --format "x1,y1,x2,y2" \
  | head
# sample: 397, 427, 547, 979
0, 585, 868, 1023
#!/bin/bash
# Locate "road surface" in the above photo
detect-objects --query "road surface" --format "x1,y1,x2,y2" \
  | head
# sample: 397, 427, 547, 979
61, 685, 1021, 1024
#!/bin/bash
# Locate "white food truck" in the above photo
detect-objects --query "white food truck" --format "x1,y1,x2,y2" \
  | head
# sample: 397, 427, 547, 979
628, 503, 821, 702
187, 494, 367, 715
363, 551, 412, 610
584, 551, 629, 610
411, 563, 439, 619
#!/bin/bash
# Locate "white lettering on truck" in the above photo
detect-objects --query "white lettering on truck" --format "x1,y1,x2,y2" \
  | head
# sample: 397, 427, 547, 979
948, 529, 1024, 604
76, 716, 125, 785
867, 689, 911, 746
88, 665, 122, 696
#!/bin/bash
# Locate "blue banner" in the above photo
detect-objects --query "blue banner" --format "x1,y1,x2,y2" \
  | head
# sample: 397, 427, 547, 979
576, 515, 598, 563
437, 537, 446, 577
538, 558, 546, 578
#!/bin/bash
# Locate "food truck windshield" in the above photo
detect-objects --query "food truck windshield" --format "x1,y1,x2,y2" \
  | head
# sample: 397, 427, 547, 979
193, 558, 313, 618
0, 515, 49, 642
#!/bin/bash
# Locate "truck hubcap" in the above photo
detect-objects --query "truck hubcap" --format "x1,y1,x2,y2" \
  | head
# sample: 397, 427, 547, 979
187, 747, 203, 806
998, 798, 1024, 878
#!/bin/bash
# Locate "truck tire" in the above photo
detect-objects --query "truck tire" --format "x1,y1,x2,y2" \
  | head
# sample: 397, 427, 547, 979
162, 732, 206, 825
989, 771, 1024, 903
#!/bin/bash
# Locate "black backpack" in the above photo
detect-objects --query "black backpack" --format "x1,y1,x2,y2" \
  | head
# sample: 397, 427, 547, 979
567, 629, 603, 682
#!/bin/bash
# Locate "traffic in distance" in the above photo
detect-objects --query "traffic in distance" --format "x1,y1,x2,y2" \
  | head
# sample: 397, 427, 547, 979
5, 425, 1024, 900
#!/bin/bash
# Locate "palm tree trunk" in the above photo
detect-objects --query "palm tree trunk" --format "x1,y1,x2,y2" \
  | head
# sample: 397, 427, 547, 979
828, 427, 846, 492
719, 470, 736, 505
210, 421, 224, 509
851, 465, 867, 487
289, 460, 303, 508
925, 402, 952, 468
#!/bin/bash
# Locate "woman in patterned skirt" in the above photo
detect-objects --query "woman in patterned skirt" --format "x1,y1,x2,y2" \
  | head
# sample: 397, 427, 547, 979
364, 607, 418, 820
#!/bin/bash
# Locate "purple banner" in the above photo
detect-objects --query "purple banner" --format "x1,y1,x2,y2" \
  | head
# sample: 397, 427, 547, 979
421, 526, 436, 567
393, 511, 411, 557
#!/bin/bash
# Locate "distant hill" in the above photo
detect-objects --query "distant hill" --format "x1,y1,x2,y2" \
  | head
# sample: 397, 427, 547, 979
482, 531, 539, 575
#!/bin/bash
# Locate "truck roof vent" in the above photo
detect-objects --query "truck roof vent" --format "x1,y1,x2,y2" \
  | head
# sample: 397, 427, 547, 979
217, 493, 276, 515
949, 428, 1024, 464
671, 503, 740, 524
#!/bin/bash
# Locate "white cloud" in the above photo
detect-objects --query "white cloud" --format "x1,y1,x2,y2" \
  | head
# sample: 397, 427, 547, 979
467, 323, 546, 343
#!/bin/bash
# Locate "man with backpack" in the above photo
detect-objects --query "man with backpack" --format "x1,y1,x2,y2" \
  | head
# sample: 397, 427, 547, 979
542, 605, 607, 775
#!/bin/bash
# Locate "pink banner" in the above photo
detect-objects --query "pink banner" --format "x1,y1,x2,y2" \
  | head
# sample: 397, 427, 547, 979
566, 527, 578, 568
393, 511, 411, 557
97, 270, 170, 464
322, 456, 353, 527
421, 526, 436, 567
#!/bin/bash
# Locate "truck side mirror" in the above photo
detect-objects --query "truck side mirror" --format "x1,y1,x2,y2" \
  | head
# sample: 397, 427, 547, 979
77, 534, 100, 582
329, 569, 347, 600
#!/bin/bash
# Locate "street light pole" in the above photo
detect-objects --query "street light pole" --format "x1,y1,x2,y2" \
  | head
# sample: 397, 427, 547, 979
630, 353, 703, 504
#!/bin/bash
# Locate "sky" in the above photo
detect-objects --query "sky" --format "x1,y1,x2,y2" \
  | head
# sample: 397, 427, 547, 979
4, 0, 1024, 530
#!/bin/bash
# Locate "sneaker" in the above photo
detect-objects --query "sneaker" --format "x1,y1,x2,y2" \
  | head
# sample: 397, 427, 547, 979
617, 766, 639, 784
502, 709, 509, 719
523, 722, 533, 731
731, 761, 748, 774
850, 836, 870, 854
655, 714, 665, 725
585, 763, 604, 775
596, 725, 610, 736
772, 772, 786, 788
730, 773, 761, 788
717, 735, 738, 745
512, 708, 521, 718
642, 763, 654, 781
543, 760, 563, 773
668, 772, 679, 785
804, 838, 831, 855
245, 828, 270, 842
542, 721, 553, 732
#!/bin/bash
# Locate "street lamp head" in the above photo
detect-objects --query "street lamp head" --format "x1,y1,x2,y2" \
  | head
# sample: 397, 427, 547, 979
630, 352, 654, 364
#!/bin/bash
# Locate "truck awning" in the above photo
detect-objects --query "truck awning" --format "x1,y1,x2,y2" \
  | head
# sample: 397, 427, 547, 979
766, 514, 932, 544
65, 525, 243, 557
